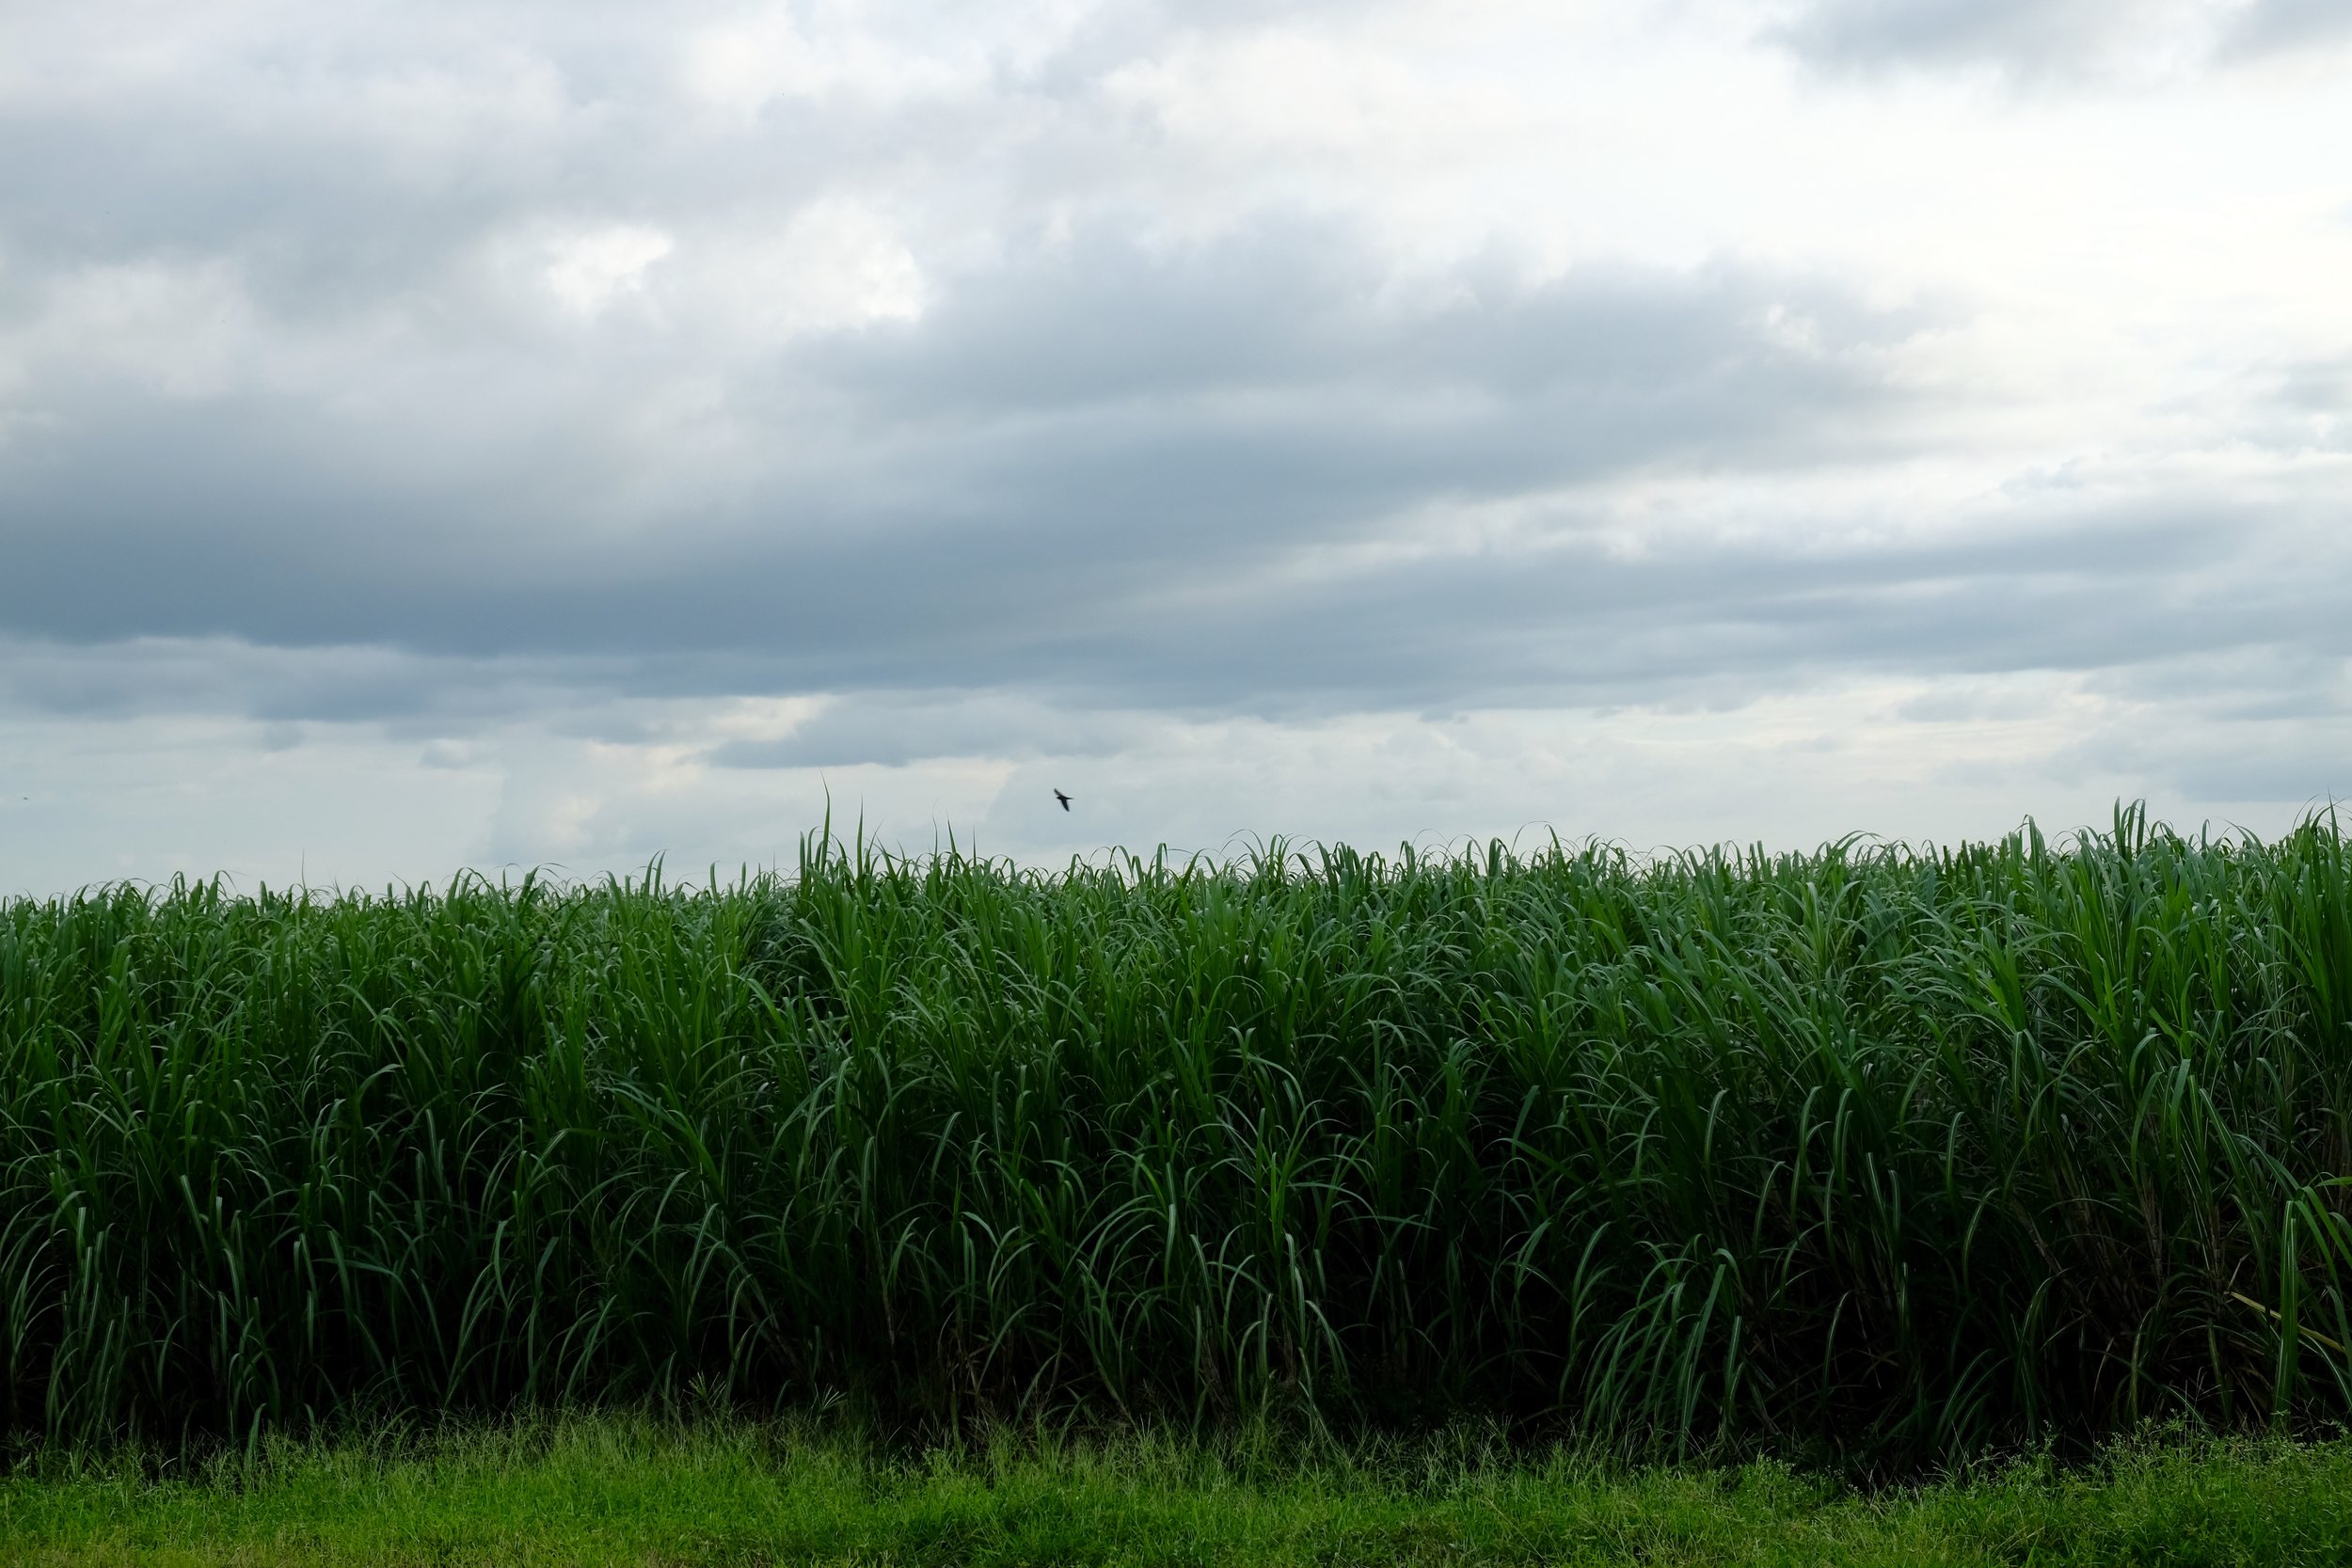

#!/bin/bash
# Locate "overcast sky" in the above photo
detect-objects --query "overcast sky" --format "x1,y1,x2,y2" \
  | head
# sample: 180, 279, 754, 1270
2, 0, 2348, 890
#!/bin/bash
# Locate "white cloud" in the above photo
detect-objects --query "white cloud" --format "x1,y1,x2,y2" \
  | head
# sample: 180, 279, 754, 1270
703, 200, 928, 340
3, 260, 256, 401
542, 225, 675, 314
1099, 28, 1531, 165
677, 9, 968, 113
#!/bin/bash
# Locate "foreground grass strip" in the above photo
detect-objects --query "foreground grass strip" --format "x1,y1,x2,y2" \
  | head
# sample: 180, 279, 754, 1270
6, 804, 2352, 1461
5, 1423, 2352, 1567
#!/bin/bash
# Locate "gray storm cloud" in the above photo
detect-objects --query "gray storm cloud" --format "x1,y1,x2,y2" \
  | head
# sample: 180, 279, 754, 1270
1771, 0, 2143, 73
0, 201, 2343, 732
1772, 0, 2352, 74
2224, 0, 2352, 55
0, 211, 1945, 705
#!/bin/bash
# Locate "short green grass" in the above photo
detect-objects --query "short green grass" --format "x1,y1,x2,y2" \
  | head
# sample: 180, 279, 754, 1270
6, 1419, 2352, 1566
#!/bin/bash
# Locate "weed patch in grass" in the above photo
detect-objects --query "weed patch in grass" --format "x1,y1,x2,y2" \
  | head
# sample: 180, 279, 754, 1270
7, 1420, 2352, 1566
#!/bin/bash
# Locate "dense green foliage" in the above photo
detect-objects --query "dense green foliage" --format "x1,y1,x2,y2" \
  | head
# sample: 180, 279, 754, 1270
4, 806, 2351, 1464
8, 1419, 2352, 1567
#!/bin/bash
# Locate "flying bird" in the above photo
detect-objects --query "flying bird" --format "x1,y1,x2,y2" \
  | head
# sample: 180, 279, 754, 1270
1054, 789, 1073, 811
